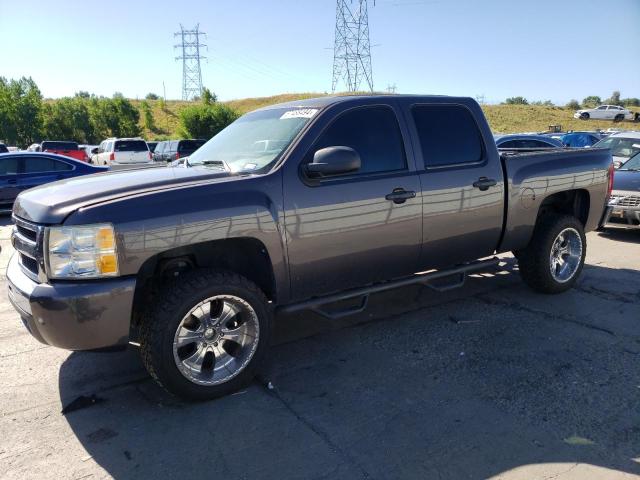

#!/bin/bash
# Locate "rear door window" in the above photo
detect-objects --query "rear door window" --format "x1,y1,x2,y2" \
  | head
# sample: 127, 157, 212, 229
529, 140, 556, 148
309, 106, 407, 175
411, 105, 483, 167
22, 156, 73, 173
0, 157, 18, 174
114, 140, 148, 152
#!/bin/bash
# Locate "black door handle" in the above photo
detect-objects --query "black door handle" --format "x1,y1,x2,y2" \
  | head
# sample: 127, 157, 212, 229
385, 188, 416, 204
473, 177, 497, 191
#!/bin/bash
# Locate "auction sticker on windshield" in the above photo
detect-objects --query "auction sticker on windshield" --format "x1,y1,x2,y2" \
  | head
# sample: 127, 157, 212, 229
280, 109, 319, 120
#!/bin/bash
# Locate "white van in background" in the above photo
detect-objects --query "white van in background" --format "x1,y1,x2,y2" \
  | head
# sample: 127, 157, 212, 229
92, 138, 152, 165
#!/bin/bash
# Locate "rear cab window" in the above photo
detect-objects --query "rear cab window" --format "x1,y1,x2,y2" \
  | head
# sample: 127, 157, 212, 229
41, 141, 79, 151
114, 140, 148, 152
178, 140, 206, 153
411, 104, 484, 168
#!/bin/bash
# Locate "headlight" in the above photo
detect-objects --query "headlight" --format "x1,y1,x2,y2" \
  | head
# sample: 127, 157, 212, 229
45, 224, 119, 279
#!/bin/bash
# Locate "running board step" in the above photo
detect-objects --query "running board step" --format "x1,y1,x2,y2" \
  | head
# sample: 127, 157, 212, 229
278, 257, 500, 320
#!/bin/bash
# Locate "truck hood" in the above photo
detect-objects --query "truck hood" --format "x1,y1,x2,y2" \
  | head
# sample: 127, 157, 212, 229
13, 166, 235, 224
612, 169, 640, 192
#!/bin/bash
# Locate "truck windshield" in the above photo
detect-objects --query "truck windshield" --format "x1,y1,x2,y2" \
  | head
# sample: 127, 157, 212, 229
594, 137, 640, 159
188, 107, 318, 173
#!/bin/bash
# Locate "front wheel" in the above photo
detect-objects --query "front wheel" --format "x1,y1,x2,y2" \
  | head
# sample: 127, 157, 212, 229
139, 270, 271, 400
580, 112, 590, 120
614, 114, 624, 123
516, 214, 586, 294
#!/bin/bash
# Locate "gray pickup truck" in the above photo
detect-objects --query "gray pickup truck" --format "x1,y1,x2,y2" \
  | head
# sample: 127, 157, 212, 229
7, 95, 613, 400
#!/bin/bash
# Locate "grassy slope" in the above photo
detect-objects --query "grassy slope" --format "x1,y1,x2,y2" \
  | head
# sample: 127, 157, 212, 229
134, 94, 639, 140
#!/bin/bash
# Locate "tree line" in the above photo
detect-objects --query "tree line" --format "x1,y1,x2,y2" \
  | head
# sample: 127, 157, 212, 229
504, 91, 640, 109
0, 78, 239, 148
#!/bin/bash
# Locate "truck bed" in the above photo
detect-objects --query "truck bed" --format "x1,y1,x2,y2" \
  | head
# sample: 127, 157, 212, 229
498, 147, 612, 252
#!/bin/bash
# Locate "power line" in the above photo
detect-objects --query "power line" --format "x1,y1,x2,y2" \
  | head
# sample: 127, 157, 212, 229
174, 24, 206, 101
332, 0, 374, 93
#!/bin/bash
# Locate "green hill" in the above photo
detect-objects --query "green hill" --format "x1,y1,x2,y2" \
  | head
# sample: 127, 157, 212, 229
134, 94, 639, 140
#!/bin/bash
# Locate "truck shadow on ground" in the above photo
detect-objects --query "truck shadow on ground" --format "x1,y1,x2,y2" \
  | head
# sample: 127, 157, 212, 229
597, 227, 640, 244
58, 259, 640, 479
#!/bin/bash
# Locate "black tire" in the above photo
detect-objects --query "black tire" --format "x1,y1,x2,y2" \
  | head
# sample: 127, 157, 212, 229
516, 214, 586, 294
614, 114, 624, 123
580, 112, 589, 120
139, 269, 271, 401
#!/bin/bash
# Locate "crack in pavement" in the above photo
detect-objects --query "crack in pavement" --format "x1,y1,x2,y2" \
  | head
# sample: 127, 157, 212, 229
263, 385, 373, 480
475, 295, 617, 337
574, 284, 640, 305
543, 462, 579, 480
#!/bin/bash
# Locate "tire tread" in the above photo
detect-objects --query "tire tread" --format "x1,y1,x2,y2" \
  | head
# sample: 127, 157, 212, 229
517, 214, 586, 294
139, 269, 270, 400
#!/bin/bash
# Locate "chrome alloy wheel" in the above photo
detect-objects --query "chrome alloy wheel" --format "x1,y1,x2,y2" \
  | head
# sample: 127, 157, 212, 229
549, 227, 583, 283
172, 295, 260, 386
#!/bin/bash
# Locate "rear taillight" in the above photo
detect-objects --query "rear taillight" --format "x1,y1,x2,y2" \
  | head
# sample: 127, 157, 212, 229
175, 152, 180, 160
148, 151, 152, 160
109, 152, 115, 162
607, 162, 614, 199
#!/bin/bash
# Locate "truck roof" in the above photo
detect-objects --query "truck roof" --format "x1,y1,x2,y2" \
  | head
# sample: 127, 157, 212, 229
255, 94, 464, 112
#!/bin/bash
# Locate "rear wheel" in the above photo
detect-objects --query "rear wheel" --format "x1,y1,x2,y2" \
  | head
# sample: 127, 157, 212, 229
614, 114, 624, 123
140, 270, 271, 400
516, 214, 586, 294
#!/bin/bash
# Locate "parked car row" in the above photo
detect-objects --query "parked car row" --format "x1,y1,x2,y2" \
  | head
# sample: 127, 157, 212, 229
0, 152, 107, 212
153, 139, 206, 162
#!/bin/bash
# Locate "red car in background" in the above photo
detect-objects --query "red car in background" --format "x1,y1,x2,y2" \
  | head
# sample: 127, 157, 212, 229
39, 141, 89, 162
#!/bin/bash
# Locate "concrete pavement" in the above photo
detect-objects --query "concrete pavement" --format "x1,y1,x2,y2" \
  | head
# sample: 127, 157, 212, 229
0, 220, 639, 479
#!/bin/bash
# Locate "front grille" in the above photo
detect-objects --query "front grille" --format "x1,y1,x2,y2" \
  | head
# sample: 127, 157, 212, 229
19, 254, 38, 275
16, 224, 37, 242
11, 216, 45, 283
610, 194, 640, 208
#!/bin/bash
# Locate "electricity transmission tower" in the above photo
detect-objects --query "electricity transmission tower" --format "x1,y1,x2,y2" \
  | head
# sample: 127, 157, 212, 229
331, 0, 374, 93
174, 24, 206, 101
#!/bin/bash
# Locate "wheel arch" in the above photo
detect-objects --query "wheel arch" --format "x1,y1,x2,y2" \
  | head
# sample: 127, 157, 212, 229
536, 189, 590, 227
130, 237, 278, 340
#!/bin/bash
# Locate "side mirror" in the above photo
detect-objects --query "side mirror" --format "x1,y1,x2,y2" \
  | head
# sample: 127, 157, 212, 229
306, 146, 361, 177
91, 148, 99, 155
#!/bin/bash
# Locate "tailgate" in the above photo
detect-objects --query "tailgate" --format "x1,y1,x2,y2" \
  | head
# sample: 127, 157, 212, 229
115, 151, 149, 163
46, 149, 86, 161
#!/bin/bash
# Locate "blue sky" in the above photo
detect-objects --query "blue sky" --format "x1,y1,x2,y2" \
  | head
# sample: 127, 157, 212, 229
0, 0, 638, 103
